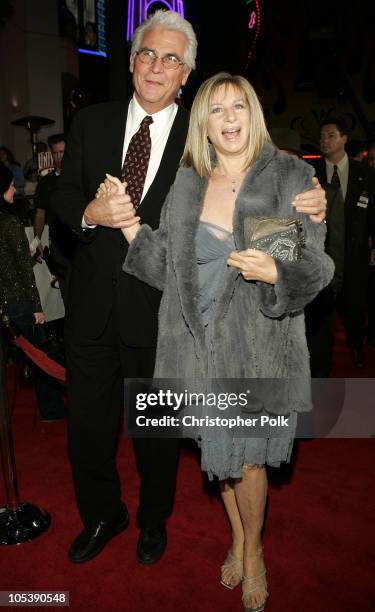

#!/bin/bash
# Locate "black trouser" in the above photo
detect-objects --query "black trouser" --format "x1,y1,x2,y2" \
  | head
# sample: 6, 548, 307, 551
305, 286, 336, 378
65, 314, 179, 530
339, 270, 368, 349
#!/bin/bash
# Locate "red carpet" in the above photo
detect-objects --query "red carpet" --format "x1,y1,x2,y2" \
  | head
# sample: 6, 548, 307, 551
1, 318, 374, 611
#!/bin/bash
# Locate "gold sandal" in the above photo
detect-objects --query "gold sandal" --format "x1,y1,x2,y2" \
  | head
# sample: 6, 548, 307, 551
220, 550, 243, 589
242, 549, 268, 612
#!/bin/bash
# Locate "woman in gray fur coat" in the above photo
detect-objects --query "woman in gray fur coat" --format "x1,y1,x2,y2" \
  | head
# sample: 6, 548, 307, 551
104, 73, 334, 612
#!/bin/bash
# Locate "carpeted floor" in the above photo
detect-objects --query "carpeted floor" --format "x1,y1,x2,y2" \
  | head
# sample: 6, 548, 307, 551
0, 320, 374, 611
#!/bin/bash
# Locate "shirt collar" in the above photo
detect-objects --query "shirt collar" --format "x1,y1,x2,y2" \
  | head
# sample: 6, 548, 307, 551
325, 152, 348, 171
129, 95, 177, 132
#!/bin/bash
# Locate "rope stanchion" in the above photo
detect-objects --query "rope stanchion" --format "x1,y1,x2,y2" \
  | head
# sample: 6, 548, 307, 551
0, 326, 51, 545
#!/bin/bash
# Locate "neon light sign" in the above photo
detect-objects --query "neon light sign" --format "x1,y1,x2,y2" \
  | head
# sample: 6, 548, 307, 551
127, 1, 185, 41
78, 0, 106, 58
248, 11, 256, 29
245, 0, 261, 68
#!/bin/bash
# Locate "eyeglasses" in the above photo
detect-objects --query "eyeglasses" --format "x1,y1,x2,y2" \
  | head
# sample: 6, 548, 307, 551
135, 49, 185, 70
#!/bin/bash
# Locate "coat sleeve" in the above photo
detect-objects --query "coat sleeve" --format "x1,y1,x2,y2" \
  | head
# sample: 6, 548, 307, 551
10, 219, 42, 311
258, 159, 335, 318
122, 187, 172, 291
50, 110, 96, 243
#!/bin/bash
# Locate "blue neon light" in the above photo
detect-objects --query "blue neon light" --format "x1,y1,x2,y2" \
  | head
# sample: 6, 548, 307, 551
78, 48, 107, 57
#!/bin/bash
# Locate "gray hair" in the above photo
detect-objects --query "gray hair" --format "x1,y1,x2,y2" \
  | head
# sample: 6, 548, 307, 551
131, 10, 197, 70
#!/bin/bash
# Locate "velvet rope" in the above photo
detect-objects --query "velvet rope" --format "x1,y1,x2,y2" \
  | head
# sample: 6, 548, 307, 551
14, 336, 66, 383
2, 318, 66, 383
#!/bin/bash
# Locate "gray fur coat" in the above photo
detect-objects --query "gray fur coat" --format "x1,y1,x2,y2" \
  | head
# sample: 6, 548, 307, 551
124, 144, 334, 413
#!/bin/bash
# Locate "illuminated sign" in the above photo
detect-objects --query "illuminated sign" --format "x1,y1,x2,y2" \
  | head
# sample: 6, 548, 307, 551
248, 11, 256, 29
127, 1, 185, 41
72, 0, 106, 57
245, 0, 261, 68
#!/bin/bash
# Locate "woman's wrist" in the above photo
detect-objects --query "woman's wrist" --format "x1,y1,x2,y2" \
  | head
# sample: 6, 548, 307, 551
122, 222, 141, 243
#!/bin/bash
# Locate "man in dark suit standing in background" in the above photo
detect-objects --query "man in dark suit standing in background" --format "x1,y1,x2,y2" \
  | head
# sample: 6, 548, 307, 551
312, 118, 375, 368
52, 10, 328, 566
33, 134, 75, 305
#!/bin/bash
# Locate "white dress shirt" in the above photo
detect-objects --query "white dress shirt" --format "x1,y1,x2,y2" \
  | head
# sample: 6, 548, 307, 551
82, 95, 178, 228
325, 153, 349, 201
122, 96, 178, 203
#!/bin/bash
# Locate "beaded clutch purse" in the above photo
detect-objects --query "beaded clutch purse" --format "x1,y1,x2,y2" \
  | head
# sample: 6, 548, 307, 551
243, 217, 305, 261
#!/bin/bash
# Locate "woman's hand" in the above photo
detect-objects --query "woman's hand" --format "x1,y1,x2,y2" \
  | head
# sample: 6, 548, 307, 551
227, 249, 278, 284
96, 174, 126, 198
34, 312, 45, 324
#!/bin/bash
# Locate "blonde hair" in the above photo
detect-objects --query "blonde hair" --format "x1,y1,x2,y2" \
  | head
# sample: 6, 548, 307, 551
182, 72, 271, 178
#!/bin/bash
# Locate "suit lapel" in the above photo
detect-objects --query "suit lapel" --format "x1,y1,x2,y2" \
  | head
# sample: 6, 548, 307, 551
105, 99, 129, 178
314, 159, 328, 186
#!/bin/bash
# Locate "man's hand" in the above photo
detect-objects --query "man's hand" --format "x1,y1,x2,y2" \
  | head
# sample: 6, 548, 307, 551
84, 175, 140, 229
227, 249, 278, 284
33, 312, 45, 324
293, 177, 327, 223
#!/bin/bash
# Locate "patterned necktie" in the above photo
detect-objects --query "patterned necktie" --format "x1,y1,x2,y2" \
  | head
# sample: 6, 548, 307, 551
331, 164, 341, 189
122, 115, 153, 209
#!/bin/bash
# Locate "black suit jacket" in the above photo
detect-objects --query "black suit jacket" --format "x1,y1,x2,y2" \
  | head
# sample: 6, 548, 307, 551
311, 157, 375, 283
52, 100, 189, 345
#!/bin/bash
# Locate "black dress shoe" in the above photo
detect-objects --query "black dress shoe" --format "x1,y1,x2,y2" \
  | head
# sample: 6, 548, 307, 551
69, 506, 129, 564
352, 347, 366, 369
137, 526, 167, 565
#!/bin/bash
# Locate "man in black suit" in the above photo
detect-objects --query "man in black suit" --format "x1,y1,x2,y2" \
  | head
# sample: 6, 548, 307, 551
33, 134, 75, 305
311, 118, 375, 368
52, 10, 328, 566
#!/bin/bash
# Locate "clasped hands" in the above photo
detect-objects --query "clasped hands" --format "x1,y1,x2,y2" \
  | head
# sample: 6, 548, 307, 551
83, 174, 139, 229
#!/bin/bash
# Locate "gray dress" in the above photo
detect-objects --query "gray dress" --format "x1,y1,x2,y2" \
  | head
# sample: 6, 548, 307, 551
194, 221, 297, 480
